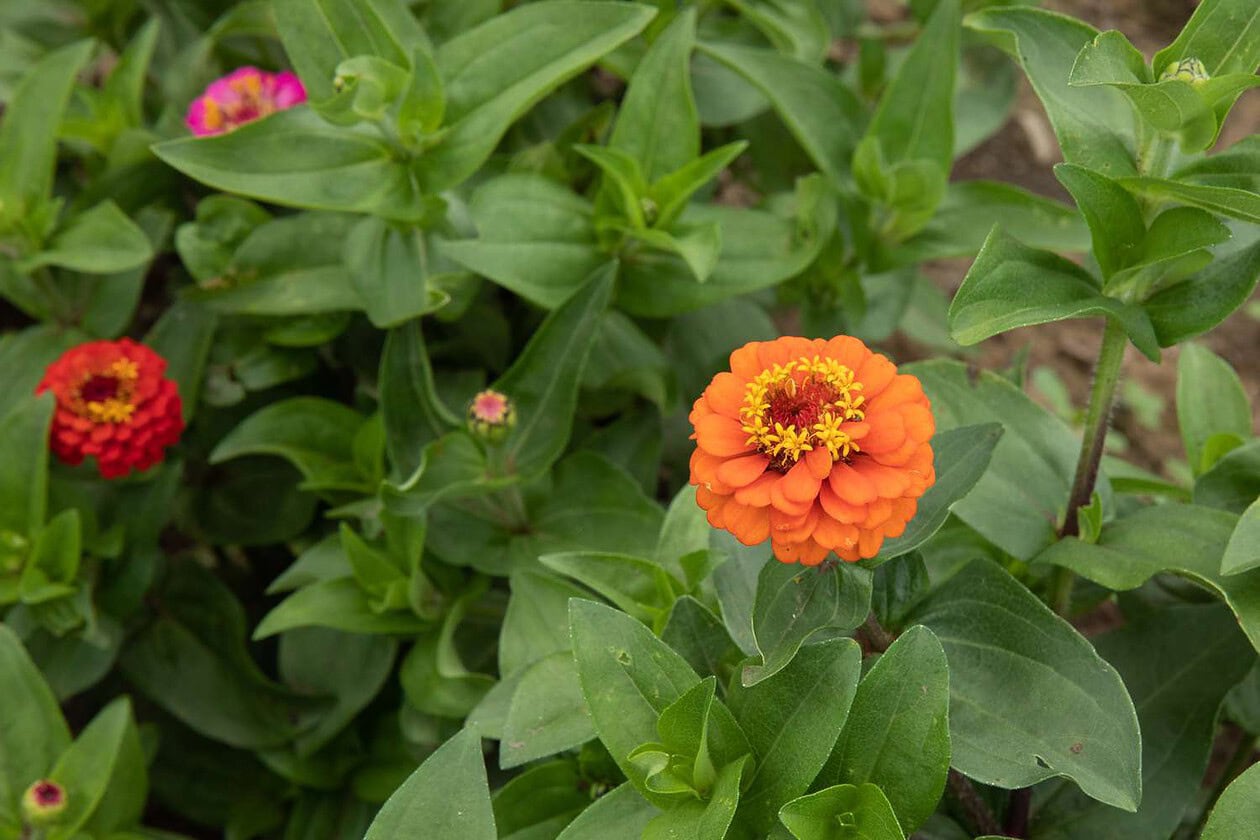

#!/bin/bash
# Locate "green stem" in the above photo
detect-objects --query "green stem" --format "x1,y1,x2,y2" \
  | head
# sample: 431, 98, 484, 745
1051, 319, 1128, 616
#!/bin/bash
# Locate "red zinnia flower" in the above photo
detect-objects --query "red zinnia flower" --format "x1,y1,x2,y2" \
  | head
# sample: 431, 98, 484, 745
36, 339, 184, 479
185, 67, 306, 137
689, 336, 935, 565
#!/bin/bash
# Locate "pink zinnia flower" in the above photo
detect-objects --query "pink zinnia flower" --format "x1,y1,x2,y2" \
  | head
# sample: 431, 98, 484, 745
186, 67, 306, 137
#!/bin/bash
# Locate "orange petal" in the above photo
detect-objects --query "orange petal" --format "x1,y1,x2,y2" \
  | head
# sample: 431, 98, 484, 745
859, 410, 906, 453
804, 446, 833, 481
873, 374, 924, 410
871, 436, 921, 467
773, 503, 820, 543
695, 414, 752, 457
853, 458, 911, 498
858, 527, 884, 559
781, 457, 823, 504
730, 341, 765, 380
901, 402, 936, 442
725, 501, 772, 545
690, 449, 734, 494
770, 472, 815, 516
705, 372, 747, 418
735, 472, 778, 507
862, 499, 893, 529
717, 453, 770, 488
857, 353, 897, 397
813, 514, 858, 551
823, 335, 870, 373
828, 462, 877, 505
819, 483, 866, 523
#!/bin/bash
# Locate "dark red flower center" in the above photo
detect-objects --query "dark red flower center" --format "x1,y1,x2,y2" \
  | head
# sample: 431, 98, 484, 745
79, 375, 120, 403
766, 380, 837, 430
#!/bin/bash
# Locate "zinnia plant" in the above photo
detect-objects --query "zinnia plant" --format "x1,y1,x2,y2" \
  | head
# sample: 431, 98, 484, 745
0, 0, 1257, 839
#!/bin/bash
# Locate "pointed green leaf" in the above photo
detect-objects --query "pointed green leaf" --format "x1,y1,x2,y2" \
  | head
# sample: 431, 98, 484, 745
365, 729, 496, 839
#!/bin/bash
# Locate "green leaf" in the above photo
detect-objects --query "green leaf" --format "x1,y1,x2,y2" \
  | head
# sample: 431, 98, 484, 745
1177, 343, 1252, 475
144, 300, 217, 424
949, 227, 1159, 360
826, 626, 950, 833
696, 43, 861, 180
627, 222, 722, 284
0, 625, 70, 833
779, 783, 905, 840
569, 599, 748, 809
1223, 499, 1260, 576
184, 212, 362, 316
1107, 206, 1232, 297
886, 180, 1090, 269
729, 638, 863, 833
501, 652, 595, 769
555, 783, 660, 839
743, 563, 872, 686
540, 551, 677, 624
152, 108, 424, 220
1195, 438, 1260, 515
910, 560, 1142, 810
876, 423, 1003, 562
1032, 605, 1253, 840
641, 755, 746, 840
440, 175, 608, 308
1037, 503, 1260, 654
1143, 238, 1260, 347
0, 40, 93, 210
0, 394, 52, 538
649, 141, 748, 231
344, 217, 433, 328
966, 8, 1135, 176
379, 318, 458, 480
904, 361, 1082, 560
870, 553, 930, 630
1153, 0, 1260, 78
255, 577, 429, 638
20, 509, 80, 605
210, 397, 368, 493
864, 0, 959, 173
661, 596, 739, 680
578, 144, 649, 227
364, 729, 496, 840
617, 177, 836, 316
1120, 176, 1260, 224
1053, 163, 1145, 279
399, 42, 445, 136
272, 0, 425, 103
610, 8, 699, 182
1201, 761, 1260, 839
492, 760, 587, 838
23, 201, 153, 274
415, 1, 656, 192
493, 265, 615, 477
120, 562, 315, 749
500, 570, 590, 676
45, 698, 134, 840
279, 627, 396, 757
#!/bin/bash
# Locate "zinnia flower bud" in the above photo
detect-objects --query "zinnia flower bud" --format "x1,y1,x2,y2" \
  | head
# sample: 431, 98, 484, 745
36, 339, 184, 479
185, 67, 306, 137
689, 336, 935, 565
1159, 57, 1209, 85
22, 779, 66, 824
467, 389, 516, 442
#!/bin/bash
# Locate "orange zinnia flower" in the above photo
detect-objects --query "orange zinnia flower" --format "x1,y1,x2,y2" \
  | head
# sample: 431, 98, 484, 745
36, 339, 184, 479
689, 336, 935, 566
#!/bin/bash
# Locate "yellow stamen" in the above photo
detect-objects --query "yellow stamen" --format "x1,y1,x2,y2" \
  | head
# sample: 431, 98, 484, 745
739, 355, 865, 466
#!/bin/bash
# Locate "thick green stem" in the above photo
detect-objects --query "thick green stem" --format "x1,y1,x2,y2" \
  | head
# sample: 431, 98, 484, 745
1050, 319, 1128, 616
